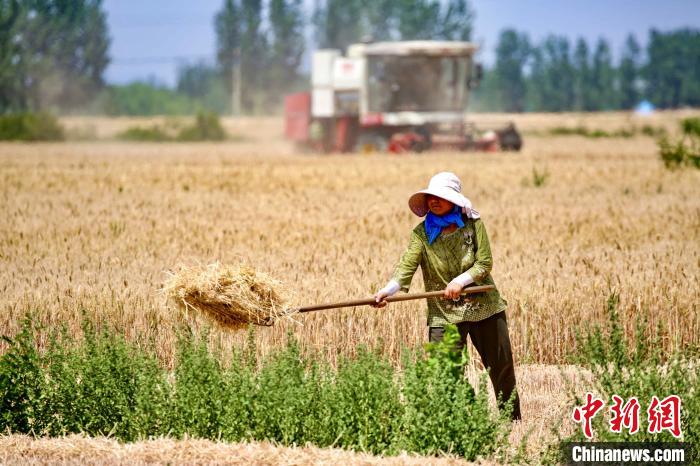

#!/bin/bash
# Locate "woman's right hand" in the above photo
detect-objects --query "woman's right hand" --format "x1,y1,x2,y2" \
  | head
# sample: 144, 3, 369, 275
372, 289, 391, 308
372, 280, 400, 308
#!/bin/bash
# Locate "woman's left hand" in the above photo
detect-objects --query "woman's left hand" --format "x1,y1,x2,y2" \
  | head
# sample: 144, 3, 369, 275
444, 282, 463, 300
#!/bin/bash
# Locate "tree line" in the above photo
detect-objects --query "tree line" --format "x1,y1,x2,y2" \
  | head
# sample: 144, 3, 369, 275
474, 28, 700, 112
0, 0, 109, 113
0, 0, 698, 115
209, 0, 474, 114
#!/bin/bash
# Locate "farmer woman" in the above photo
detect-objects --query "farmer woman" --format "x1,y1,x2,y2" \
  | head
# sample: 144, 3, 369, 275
373, 172, 521, 421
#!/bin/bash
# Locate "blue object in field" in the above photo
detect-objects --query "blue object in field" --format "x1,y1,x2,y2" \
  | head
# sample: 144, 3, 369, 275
634, 100, 655, 115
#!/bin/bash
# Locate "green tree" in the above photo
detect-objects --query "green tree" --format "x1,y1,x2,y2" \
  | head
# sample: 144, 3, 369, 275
646, 28, 700, 108
239, 0, 267, 112
469, 68, 500, 112
590, 38, 616, 110
361, 0, 396, 41
397, 0, 473, 41
494, 29, 530, 112
103, 82, 196, 116
527, 35, 574, 111
215, 0, 241, 114
572, 37, 594, 111
176, 62, 228, 114
313, 0, 365, 50
437, 0, 473, 41
267, 0, 306, 109
525, 45, 544, 111
0, 0, 110, 112
618, 34, 641, 109
0, 0, 23, 112
215, 0, 270, 114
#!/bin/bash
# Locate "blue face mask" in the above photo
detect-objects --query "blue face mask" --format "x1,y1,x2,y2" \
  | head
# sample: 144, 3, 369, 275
424, 205, 464, 244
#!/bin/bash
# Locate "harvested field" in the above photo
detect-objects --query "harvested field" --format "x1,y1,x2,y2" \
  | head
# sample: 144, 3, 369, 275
2, 111, 698, 367
0, 436, 475, 465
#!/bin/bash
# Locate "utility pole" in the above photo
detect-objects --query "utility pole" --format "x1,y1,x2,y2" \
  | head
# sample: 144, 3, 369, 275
231, 47, 242, 116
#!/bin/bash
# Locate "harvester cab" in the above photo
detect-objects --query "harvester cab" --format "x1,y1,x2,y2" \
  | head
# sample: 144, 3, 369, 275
284, 40, 521, 153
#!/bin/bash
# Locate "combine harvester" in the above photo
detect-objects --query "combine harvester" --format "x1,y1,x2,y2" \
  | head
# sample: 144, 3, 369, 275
284, 40, 522, 154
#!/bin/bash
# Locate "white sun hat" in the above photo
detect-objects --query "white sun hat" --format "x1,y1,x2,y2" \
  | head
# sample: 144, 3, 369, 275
408, 172, 480, 218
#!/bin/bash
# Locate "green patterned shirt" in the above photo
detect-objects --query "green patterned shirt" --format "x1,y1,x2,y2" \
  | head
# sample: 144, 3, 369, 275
391, 217, 507, 327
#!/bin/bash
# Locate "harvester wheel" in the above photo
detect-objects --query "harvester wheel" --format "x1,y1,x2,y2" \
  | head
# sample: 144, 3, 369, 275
497, 123, 522, 151
413, 126, 432, 152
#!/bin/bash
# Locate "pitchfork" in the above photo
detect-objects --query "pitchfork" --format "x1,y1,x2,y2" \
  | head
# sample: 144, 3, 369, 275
260, 285, 495, 325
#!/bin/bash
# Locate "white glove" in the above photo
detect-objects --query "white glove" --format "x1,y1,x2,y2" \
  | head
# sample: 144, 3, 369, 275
449, 271, 474, 288
374, 280, 400, 303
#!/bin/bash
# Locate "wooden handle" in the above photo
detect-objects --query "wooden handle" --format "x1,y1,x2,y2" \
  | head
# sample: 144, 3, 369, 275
296, 285, 495, 314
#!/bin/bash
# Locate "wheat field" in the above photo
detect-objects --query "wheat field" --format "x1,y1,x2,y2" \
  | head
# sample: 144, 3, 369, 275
2, 111, 698, 367
1, 110, 699, 463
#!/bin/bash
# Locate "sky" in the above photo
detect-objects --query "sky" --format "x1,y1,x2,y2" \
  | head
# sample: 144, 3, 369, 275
104, 0, 700, 87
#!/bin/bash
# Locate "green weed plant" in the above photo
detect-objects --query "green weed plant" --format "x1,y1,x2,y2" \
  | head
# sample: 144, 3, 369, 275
658, 117, 700, 169
0, 320, 508, 461
118, 111, 227, 142
0, 112, 64, 141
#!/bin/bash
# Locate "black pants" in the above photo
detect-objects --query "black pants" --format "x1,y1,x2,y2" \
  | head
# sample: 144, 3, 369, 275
429, 311, 522, 421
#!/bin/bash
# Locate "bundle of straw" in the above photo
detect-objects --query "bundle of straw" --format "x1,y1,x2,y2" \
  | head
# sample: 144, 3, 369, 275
163, 263, 293, 330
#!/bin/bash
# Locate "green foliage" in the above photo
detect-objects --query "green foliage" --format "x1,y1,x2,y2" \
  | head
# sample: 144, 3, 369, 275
399, 325, 509, 458
311, 0, 473, 69
618, 34, 642, 110
0, 317, 43, 433
177, 112, 227, 141
658, 117, 700, 169
266, 0, 305, 112
589, 38, 617, 110
118, 125, 173, 142
681, 116, 700, 138
118, 112, 227, 142
326, 346, 403, 453
530, 166, 549, 188
0, 0, 110, 112
0, 0, 23, 111
0, 319, 509, 460
100, 73, 229, 117
0, 319, 168, 440
220, 349, 255, 442
172, 331, 227, 438
249, 335, 314, 444
40, 321, 168, 440
103, 82, 198, 116
0, 112, 64, 141
397, 0, 473, 42
493, 29, 530, 112
545, 293, 699, 463
572, 38, 593, 111
473, 27, 700, 112
640, 124, 666, 138
215, 0, 269, 114
646, 28, 700, 109
548, 126, 636, 139
176, 63, 229, 114
526, 35, 575, 112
